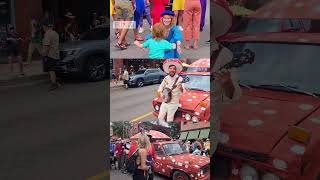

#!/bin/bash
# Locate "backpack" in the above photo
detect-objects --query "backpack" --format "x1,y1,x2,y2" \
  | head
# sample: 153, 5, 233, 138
126, 148, 139, 174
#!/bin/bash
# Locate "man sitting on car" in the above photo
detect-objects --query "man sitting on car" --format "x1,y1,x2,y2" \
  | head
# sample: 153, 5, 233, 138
156, 59, 184, 128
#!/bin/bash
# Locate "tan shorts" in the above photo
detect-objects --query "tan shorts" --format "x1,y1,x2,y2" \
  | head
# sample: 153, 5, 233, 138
115, 1, 134, 19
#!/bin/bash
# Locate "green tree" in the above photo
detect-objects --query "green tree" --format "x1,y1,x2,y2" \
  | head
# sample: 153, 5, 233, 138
111, 121, 132, 139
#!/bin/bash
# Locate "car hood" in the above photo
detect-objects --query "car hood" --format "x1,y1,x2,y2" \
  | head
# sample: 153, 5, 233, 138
220, 88, 320, 154
167, 153, 210, 168
179, 90, 210, 111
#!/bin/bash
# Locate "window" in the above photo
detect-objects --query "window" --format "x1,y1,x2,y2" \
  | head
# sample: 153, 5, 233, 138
153, 144, 165, 156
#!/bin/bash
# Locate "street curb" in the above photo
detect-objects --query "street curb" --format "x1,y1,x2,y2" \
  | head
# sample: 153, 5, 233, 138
0, 74, 48, 91
0, 79, 48, 91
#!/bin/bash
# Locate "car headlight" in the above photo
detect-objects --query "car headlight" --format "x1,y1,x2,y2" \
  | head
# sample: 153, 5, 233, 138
155, 105, 160, 111
185, 113, 191, 121
272, 159, 287, 170
63, 48, 82, 57
192, 116, 199, 123
240, 164, 258, 180
262, 173, 280, 180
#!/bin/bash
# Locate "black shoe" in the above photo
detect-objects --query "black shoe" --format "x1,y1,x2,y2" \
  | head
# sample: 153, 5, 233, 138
49, 83, 59, 91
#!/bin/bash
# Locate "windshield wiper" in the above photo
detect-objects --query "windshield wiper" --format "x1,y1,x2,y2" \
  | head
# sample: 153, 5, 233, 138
256, 83, 318, 98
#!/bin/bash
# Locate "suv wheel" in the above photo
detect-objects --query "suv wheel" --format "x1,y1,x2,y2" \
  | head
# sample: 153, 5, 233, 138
87, 56, 106, 81
172, 171, 190, 180
136, 79, 144, 87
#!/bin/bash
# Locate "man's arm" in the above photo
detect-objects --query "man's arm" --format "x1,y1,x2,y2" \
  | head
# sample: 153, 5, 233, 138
157, 78, 166, 97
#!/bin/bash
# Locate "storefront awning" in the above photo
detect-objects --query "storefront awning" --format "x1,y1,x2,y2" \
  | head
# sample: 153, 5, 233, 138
187, 130, 200, 140
179, 131, 188, 140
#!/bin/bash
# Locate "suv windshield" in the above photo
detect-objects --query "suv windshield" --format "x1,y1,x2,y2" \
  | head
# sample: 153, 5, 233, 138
162, 143, 188, 156
182, 75, 210, 92
225, 42, 320, 96
134, 70, 146, 74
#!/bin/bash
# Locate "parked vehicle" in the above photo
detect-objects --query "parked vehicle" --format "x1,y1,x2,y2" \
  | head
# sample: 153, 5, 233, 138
215, 32, 320, 180
153, 59, 210, 123
128, 68, 166, 87
56, 25, 108, 81
153, 141, 210, 180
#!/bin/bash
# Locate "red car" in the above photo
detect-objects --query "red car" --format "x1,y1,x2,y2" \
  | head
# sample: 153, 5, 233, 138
152, 59, 210, 123
153, 141, 210, 180
215, 32, 320, 179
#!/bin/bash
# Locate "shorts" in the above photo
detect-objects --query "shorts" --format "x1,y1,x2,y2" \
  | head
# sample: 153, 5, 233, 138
7, 46, 21, 57
115, 1, 134, 19
43, 57, 57, 72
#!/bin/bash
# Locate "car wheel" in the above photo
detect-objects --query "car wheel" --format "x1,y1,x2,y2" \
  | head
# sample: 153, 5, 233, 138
136, 79, 144, 87
86, 56, 106, 81
172, 171, 190, 180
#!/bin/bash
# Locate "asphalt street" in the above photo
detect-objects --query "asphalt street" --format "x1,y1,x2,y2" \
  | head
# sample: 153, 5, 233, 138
0, 79, 108, 180
110, 84, 159, 123
111, 169, 168, 180
110, 0, 210, 59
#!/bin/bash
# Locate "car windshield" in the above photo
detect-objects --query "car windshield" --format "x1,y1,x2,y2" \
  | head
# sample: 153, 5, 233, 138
231, 18, 312, 32
134, 70, 146, 74
182, 75, 210, 92
162, 143, 188, 156
186, 67, 210, 72
225, 42, 320, 96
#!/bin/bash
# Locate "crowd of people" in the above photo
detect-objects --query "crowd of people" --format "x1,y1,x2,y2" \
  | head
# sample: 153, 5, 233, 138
110, 0, 209, 58
183, 138, 210, 156
110, 134, 210, 179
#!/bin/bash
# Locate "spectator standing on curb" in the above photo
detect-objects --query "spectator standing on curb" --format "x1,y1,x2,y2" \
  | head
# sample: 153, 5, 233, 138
183, 0, 201, 49
6, 26, 24, 77
139, 0, 153, 33
42, 22, 62, 91
115, 141, 124, 170
0, 25, 7, 56
27, 19, 42, 65
123, 68, 129, 89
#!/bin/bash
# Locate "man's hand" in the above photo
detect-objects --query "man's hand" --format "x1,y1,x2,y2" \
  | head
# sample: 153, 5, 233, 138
214, 69, 235, 99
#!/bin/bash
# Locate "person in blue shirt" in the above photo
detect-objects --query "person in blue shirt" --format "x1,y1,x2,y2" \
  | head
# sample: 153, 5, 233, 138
134, 23, 176, 59
145, 10, 183, 58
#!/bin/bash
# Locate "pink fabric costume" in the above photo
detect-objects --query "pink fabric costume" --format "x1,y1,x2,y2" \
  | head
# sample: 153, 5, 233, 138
151, 0, 169, 24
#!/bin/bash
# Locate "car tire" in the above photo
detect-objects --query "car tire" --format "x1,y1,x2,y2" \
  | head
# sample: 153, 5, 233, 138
172, 171, 190, 180
86, 56, 106, 82
136, 79, 144, 87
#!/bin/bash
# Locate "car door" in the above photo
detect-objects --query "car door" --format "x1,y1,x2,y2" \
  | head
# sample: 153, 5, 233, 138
144, 70, 152, 84
153, 144, 171, 177
149, 69, 158, 83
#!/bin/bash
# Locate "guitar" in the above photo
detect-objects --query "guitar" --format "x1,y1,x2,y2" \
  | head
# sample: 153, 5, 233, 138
162, 76, 180, 103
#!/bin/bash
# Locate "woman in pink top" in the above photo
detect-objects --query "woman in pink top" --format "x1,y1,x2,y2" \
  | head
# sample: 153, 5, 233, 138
151, 0, 169, 24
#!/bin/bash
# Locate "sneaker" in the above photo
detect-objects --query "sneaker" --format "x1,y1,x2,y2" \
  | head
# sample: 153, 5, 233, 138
48, 83, 59, 91
139, 27, 144, 33
178, 26, 183, 31
206, 40, 210, 44
158, 120, 170, 128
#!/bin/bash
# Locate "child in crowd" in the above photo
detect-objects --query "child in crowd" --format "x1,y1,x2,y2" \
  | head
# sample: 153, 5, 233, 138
134, 23, 176, 59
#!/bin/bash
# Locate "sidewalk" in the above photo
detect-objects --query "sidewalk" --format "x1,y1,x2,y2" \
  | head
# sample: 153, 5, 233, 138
110, 81, 124, 88
0, 59, 47, 88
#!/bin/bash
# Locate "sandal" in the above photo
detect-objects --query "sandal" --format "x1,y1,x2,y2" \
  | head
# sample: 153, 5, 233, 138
134, 36, 144, 41
115, 42, 127, 50
115, 31, 120, 39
